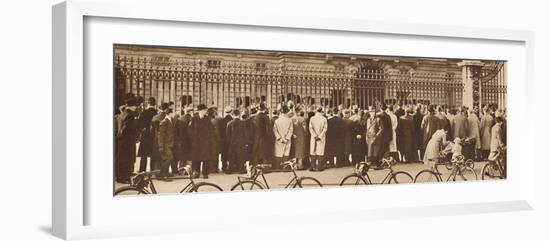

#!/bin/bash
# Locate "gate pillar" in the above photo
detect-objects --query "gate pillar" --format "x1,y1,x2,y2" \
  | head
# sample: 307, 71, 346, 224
458, 60, 484, 110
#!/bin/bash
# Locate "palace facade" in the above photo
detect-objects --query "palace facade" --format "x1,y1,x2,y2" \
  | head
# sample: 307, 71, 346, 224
114, 45, 506, 114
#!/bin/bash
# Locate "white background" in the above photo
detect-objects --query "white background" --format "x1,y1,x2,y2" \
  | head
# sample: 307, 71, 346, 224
1, 0, 548, 240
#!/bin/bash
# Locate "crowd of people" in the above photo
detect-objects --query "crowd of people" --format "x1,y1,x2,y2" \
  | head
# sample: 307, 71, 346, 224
114, 93, 507, 184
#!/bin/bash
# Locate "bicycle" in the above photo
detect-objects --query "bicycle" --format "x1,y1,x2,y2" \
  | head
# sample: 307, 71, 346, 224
481, 147, 506, 180
114, 166, 223, 195
339, 156, 414, 186
414, 154, 478, 183
230, 160, 323, 191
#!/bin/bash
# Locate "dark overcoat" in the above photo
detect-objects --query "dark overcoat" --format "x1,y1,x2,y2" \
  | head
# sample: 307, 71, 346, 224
397, 115, 416, 155
115, 109, 138, 167
421, 113, 441, 151
137, 107, 157, 156
226, 118, 251, 165
413, 111, 424, 151
174, 114, 192, 161
350, 116, 367, 157
150, 112, 166, 167
158, 117, 176, 161
291, 115, 307, 159
189, 115, 214, 161
342, 118, 353, 155
252, 112, 274, 161
325, 116, 344, 158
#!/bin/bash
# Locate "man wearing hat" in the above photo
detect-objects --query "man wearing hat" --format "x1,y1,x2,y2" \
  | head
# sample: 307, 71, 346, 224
150, 102, 170, 171
189, 104, 215, 178
115, 97, 139, 184
218, 105, 234, 174
226, 108, 249, 173
252, 103, 273, 166
174, 106, 194, 173
137, 97, 157, 172
158, 107, 177, 181
309, 106, 328, 171
397, 108, 418, 162
273, 105, 294, 171
366, 106, 384, 167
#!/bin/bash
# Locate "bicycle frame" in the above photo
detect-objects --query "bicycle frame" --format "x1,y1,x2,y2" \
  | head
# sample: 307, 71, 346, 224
432, 162, 467, 182
361, 160, 398, 184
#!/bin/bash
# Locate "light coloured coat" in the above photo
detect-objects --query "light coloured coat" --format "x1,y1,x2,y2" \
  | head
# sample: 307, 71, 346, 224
309, 113, 328, 156
273, 115, 294, 157
480, 114, 494, 150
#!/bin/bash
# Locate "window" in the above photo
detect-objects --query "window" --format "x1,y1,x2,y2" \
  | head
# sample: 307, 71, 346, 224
255, 62, 267, 71
207, 60, 221, 68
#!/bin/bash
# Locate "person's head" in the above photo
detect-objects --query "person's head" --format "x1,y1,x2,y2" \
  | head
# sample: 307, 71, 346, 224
281, 105, 290, 115
326, 108, 334, 116
367, 106, 376, 117
125, 97, 138, 112
184, 106, 194, 115
146, 97, 156, 107
207, 107, 218, 118
224, 105, 233, 116
159, 102, 170, 113
241, 108, 249, 119
287, 100, 295, 109
453, 137, 461, 144
316, 106, 323, 114
231, 108, 241, 118
259, 103, 267, 112
495, 116, 504, 124
166, 107, 175, 118
427, 105, 435, 114
197, 104, 208, 117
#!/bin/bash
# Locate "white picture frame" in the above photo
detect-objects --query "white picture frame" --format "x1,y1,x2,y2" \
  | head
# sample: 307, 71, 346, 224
52, 0, 535, 240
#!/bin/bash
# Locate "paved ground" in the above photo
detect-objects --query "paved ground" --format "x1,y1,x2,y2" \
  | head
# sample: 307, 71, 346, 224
115, 160, 488, 195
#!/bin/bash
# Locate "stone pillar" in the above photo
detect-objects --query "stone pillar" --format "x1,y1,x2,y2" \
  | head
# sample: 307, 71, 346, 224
458, 60, 484, 110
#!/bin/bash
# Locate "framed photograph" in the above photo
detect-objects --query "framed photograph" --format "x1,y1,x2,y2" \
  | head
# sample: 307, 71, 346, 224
52, 0, 535, 240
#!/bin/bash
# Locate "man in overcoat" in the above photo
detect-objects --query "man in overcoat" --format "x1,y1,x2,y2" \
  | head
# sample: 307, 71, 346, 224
189, 104, 215, 178
325, 108, 345, 168
219, 106, 234, 174
451, 108, 469, 140
309, 107, 328, 171
150, 102, 169, 171
397, 108, 418, 162
174, 107, 193, 172
137, 97, 157, 172
480, 107, 495, 160
273, 106, 294, 171
366, 106, 384, 167
252, 103, 274, 166
158, 107, 177, 181
115, 98, 139, 184
421, 105, 441, 156
341, 109, 353, 167
226, 109, 250, 173
350, 108, 366, 165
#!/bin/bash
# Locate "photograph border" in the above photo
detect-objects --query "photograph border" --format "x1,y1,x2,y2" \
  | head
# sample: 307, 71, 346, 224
52, 0, 535, 240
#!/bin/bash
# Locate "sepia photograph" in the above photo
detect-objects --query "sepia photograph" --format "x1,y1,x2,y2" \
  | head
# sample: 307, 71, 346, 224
113, 44, 507, 196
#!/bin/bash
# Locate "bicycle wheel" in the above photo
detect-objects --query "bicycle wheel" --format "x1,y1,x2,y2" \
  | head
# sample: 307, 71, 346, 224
457, 166, 478, 181
230, 180, 264, 191
294, 177, 323, 188
114, 186, 149, 196
389, 171, 414, 184
414, 170, 440, 183
189, 182, 223, 192
339, 173, 368, 186
481, 162, 503, 180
